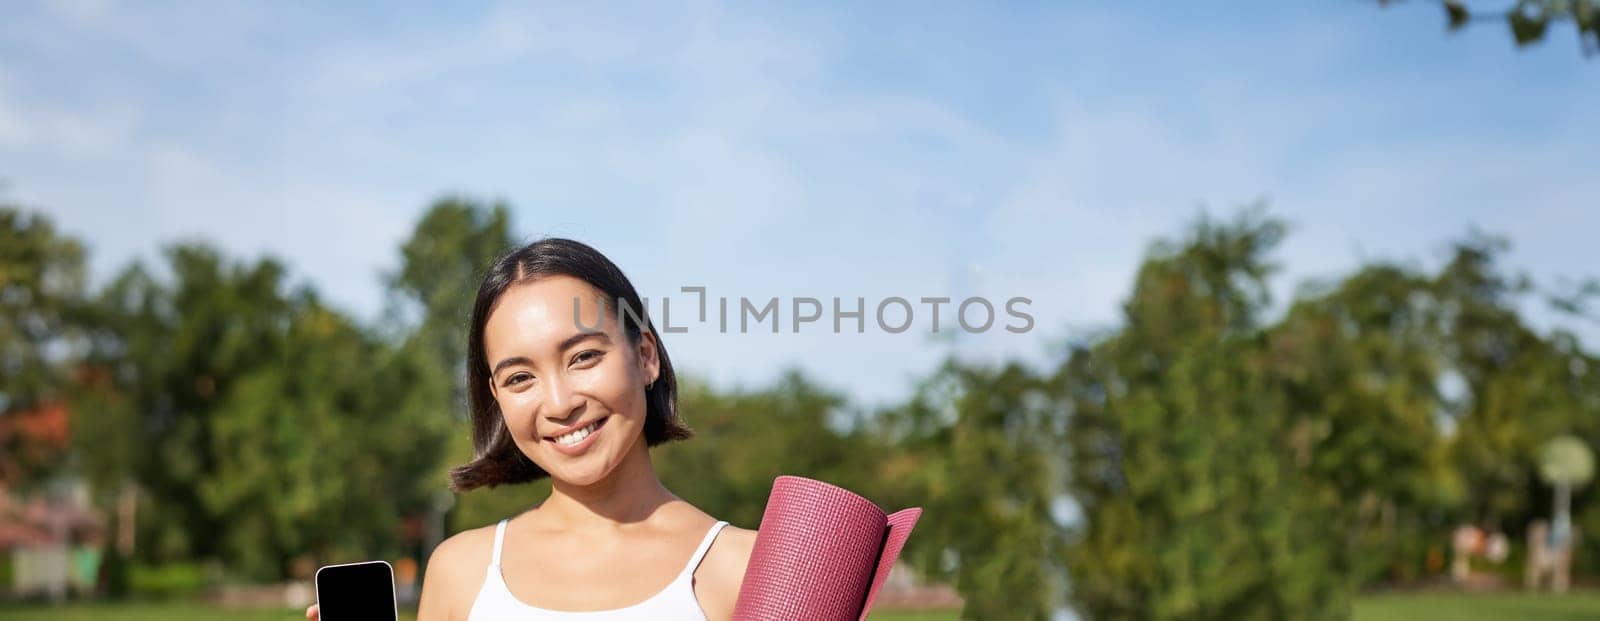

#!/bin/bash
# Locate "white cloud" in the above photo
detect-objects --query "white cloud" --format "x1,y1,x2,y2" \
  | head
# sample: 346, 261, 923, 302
41, 0, 115, 26
0, 96, 31, 147
0, 75, 139, 154
302, 1, 667, 96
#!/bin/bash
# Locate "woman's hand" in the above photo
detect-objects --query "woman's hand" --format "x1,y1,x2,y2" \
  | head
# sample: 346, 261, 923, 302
305, 604, 319, 620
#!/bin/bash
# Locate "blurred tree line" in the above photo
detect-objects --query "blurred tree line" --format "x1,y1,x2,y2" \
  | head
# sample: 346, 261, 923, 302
3, 198, 1598, 620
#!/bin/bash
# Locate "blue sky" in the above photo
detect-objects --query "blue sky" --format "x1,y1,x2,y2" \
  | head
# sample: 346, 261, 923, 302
3, 0, 1597, 407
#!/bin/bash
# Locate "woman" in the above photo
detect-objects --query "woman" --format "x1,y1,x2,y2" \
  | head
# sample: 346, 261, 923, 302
309, 238, 757, 620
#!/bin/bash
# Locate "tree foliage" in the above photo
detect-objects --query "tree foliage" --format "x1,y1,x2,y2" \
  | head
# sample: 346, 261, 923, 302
1268, 263, 1460, 585
1064, 211, 1351, 619
377, 198, 526, 534
0, 206, 88, 487
658, 370, 877, 528
67, 240, 454, 579
1061, 211, 1600, 618
886, 359, 1068, 620
1381, 0, 1600, 54
7, 196, 1600, 618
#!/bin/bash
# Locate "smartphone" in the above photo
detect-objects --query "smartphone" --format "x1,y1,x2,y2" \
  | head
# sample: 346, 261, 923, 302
314, 560, 398, 621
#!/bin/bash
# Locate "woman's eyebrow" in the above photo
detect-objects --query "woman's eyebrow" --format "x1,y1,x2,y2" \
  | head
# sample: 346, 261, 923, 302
491, 333, 612, 376
491, 356, 532, 376
558, 331, 610, 352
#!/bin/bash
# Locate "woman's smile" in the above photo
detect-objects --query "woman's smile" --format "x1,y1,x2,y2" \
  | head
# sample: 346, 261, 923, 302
544, 414, 611, 456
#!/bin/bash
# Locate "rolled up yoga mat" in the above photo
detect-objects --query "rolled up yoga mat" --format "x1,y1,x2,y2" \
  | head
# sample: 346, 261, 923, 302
731, 475, 923, 621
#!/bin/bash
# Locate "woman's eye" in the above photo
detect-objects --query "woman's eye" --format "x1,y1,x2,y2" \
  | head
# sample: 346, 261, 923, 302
504, 373, 533, 387
572, 350, 603, 366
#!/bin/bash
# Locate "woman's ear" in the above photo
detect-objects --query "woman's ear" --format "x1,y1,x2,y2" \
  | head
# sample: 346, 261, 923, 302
637, 329, 661, 386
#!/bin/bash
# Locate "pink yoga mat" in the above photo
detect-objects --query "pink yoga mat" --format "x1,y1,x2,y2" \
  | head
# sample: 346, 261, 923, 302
731, 475, 923, 621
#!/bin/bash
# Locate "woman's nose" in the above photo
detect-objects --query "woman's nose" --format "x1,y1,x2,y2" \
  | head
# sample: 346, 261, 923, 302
542, 374, 582, 418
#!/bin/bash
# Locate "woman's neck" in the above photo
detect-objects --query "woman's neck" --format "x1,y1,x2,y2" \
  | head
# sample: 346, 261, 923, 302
541, 435, 677, 531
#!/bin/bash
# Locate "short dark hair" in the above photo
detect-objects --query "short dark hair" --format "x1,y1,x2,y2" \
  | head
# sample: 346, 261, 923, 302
448, 238, 692, 492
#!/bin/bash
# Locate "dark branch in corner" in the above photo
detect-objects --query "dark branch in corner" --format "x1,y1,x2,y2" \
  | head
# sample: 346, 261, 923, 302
1377, 0, 1600, 56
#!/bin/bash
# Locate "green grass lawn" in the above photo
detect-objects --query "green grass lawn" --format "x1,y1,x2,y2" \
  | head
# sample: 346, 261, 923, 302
0, 602, 340, 621
869, 611, 962, 620
0, 603, 319, 621
1351, 591, 1600, 621
5, 592, 1600, 620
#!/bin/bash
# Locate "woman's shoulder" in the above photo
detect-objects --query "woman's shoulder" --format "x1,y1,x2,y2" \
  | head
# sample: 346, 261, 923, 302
426, 522, 500, 583
693, 523, 757, 619
710, 523, 757, 562
670, 502, 756, 573
417, 522, 501, 620
710, 524, 756, 580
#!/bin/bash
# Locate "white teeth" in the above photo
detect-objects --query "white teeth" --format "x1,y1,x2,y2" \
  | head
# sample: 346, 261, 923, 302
555, 420, 600, 446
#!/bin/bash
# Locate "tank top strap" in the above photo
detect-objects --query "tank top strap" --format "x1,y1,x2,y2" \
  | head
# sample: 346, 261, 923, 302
679, 520, 729, 578
490, 518, 509, 567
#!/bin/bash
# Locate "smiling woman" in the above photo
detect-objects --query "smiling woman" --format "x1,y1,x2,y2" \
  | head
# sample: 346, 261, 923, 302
454, 238, 695, 489
307, 238, 756, 621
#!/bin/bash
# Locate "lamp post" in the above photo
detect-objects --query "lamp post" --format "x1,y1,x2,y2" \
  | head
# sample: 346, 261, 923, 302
1536, 435, 1594, 593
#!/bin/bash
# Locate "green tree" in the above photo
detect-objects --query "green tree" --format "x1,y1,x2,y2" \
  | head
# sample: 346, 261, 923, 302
658, 370, 876, 529
1425, 235, 1600, 582
1557, 336, 1600, 574
1433, 235, 1572, 528
1267, 264, 1461, 584
379, 197, 526, 533
73, 243, 449, 579
385, 196, 517, 387
75, 245, 297, 566
0, 206, 88, 488
202, 296, 452, 577
1064, 210, 1347, 620
880, 359, 1067, 620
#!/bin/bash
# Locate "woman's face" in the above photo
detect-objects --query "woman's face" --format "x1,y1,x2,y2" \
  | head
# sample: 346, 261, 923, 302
483, 275, 659, 487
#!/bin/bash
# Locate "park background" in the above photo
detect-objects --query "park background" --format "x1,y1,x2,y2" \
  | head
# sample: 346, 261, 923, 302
4, 1, 1600, 619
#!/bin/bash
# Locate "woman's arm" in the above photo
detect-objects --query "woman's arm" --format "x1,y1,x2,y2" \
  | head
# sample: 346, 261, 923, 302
695, 525, 758, 621
417, 526, 494, 621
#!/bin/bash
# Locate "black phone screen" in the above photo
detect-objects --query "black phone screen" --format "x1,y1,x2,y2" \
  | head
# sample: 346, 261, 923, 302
315, 561, 398, 621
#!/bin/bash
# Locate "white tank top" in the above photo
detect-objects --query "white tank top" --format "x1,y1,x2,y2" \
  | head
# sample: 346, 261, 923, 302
467, 518, 730, 621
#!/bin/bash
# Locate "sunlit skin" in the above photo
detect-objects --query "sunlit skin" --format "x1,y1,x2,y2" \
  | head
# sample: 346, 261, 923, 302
488, 276, 658, 490
308, 275, 755, 621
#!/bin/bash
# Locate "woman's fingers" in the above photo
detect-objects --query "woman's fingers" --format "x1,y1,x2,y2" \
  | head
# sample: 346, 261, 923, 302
305, 603, 320, 620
